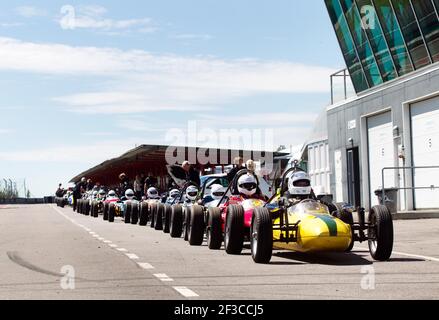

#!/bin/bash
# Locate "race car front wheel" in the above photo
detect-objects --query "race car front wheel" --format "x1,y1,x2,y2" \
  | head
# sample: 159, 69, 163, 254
163, 205, 172, 233
131, 203, 139, 225
103, 202, 109, 221
188, 205, 205, 246
251, 207, 273, 264
155, 204, 164, 231
207, 207, 223, 250
108, 203, 116, 223
170, 205, 183, 238
183, 207, 191, 241
224, 205, 244, 255
139, 202, 148, 226
150, 204, 157, 228
368, 205, 393, 261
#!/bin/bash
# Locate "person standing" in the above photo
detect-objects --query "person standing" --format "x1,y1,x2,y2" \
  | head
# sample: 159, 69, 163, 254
119, 173, 132, 197
182, 161, 200, 186
134, 175, 143, 199
227, 157, 244, 182
72, 177, 86, 212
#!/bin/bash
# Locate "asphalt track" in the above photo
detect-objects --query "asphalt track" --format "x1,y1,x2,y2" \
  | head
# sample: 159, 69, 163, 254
0, 204, 438, 300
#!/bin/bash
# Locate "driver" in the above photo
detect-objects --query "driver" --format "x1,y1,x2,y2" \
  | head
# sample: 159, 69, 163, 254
147, 187, 160, 200
237, 174, 263, 199
185, 185, 199, 203
125, 189, 136, 201
284, 170, 313, 205
107, 190, 117, 198
201, 184, 226, 206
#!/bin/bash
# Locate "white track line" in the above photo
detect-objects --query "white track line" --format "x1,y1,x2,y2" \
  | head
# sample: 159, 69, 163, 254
392, 251, 439, 262
104, 240, 112, 244
154, 274, 174, 282
126, 253, 139, 260
116, 248, 128, 252
137, 262, 155, 270
108, 244, 118, 248
173, 287, 199, 298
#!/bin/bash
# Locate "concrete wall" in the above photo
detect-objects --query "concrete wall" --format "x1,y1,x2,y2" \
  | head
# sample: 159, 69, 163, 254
327, 65, 439, 210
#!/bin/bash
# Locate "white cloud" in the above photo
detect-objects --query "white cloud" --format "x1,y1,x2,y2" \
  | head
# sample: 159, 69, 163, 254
171, 34, 213, 41
15, 6, 47, 18
0, 22, 24, 28
0, 36, 335, 114
58, 5, 156, 33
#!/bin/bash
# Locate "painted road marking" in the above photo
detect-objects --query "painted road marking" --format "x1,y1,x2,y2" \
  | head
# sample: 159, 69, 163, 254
109, 244, 118, 248
126, 253, 140, 260
137, 262, 155, 270
104, 240, 112, 244
393, 251, 439, 263
117, 248, 128, 252
154, 274, 174, 282
173, 287, 199, 298
93, 235, 100, 238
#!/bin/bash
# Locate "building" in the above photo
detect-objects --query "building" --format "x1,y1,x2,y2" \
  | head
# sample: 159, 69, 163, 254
324, 0, 439, 211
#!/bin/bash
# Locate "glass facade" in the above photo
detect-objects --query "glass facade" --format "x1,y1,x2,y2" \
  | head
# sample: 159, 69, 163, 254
325, 0, 439, 93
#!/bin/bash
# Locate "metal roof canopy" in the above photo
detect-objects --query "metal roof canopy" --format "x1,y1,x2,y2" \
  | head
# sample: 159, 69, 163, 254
70, 144, 282, 187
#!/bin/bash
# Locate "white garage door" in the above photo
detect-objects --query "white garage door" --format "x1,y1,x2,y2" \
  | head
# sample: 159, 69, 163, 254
411, 96, 439, 209
368, 112, 395, 207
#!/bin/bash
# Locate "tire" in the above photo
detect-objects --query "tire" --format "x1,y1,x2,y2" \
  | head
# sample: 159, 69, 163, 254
77, 200, 82, 214
60, 199, 65, 208
224, 205, 245, 255
90, 202, 96, 218
188, 205, 205, 246
155, 204, 164, 230
85, 201, 90, 216
183, 207, 191, 241
251, 207, 273, 264
94, 202, 100, 218
103, 202, 109, 221
125, 201, 132, 224
368, 205, 393, 261
163, 205, 172, 233
131, 203, 139, 225
207, 207, 223, 250
150, 203, 157, 228
334, 204, 354, 252
139, 202, 148, 226
108, 203, 116, 223
170, 205, 183, 238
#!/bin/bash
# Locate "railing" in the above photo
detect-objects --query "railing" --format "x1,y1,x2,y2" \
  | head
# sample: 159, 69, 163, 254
381, 166, 439, 208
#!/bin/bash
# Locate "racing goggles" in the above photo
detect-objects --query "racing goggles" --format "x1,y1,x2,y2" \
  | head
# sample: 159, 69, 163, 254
187, 191, 198, 197
212, 191, 225, 197
239, 183, 257, 191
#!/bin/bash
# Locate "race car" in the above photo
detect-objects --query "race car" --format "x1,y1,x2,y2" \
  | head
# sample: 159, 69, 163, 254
90, 189, 107, 218
168, 183, 200, 240
105, 189, 139, 223
187, 169, 267, 253
161, 189, 181, 233
248, 161, 394, 264
137, 187, 163, 228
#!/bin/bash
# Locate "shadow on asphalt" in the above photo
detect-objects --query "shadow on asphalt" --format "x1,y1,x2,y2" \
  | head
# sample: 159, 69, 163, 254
387, 257, 425, 262
273, 251, 373, 266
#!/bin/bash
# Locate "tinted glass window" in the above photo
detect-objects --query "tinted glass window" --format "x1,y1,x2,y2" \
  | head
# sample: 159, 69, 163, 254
411, 0, 439, 62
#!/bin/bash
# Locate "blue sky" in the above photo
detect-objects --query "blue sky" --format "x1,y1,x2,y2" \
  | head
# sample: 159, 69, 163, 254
0, 1, 348, 196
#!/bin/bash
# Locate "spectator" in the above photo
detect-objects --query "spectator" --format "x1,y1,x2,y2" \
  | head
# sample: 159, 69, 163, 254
86, 179, 94, 191
134, 175, 143, 199
182, 161, 200, 186
72, 177, 86, 211
56, 184, 64, 197
227, 157, 244, 182
119, 173, 132, 196
144, 175, 158, 196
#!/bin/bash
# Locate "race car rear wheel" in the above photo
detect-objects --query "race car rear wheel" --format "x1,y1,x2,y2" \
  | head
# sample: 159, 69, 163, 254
163, 205, 172, 233
224, 205, 245, 255
170, 205, 183, 238
125, 201, 132, 224
85, 201, 90, 216
108, 203, 116, 223
150, 203, 157, 228
207, 207, 222, 250
155, 204, 164, 230
92, 201, 99, 218
251, 207, 273, 264
139, 202, 148, 226
103, 202, 109, 221
131, 203, 139, 225
368, 205, 393, 261
188, 205, 205, 246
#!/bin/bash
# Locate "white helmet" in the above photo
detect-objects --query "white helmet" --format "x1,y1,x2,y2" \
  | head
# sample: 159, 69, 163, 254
288, 171, 312, 197
237, 174, 258, 197
211, 184, 226, 200
147, 187, 160, 199
99, 189, 106, 196
92, 190, 98, 197
108, 190, 116, 197
186, 185, 198, 201
125, 189, 135, 200
169, 189, 180, 199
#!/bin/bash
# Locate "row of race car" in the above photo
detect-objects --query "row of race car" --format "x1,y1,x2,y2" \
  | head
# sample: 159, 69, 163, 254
55, 162, 394, 264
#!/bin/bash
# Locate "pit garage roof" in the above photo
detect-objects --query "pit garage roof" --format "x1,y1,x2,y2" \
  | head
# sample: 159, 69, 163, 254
70, 144, 286, 187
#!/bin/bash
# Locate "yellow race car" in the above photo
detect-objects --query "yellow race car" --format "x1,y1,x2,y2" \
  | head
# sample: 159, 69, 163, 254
250, 163, 394, 264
